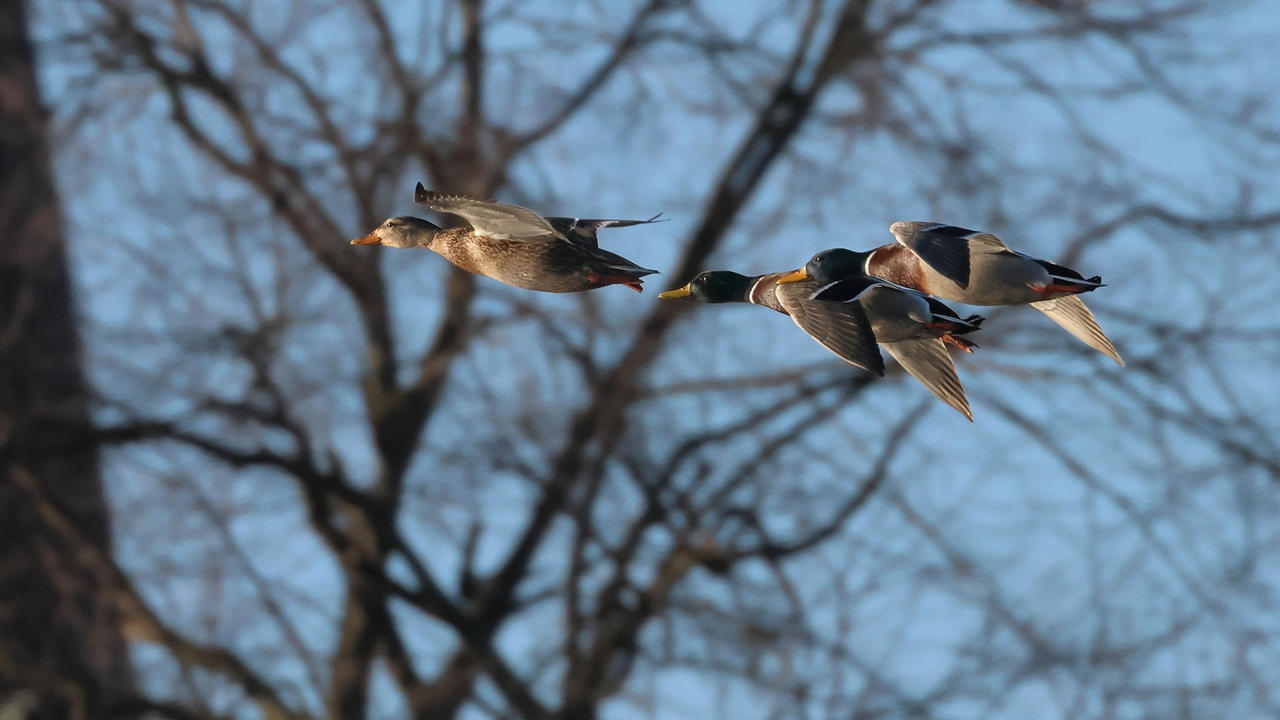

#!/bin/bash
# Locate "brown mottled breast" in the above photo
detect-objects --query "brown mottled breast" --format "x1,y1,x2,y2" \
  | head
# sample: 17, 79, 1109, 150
866, 243, 928, 294
428, 227, 492, 276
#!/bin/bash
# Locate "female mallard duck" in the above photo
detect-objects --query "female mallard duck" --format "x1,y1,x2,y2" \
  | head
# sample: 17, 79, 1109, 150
659, 252, 983, 420
856, 222, 1123, 365
351, 183, 661, 293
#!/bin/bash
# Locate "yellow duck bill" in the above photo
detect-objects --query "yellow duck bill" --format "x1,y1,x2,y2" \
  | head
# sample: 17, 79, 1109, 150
658, 285, 693, 299
775, 268, 808, 284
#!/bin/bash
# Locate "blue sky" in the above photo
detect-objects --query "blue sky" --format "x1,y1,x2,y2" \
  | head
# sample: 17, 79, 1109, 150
31, 1, 1280, 717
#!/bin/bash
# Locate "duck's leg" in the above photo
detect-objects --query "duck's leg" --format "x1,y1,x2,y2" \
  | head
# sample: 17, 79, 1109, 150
941, 334, 978, 353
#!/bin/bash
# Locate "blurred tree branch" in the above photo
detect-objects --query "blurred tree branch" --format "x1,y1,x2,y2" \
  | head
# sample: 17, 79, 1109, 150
28, 0, 1280, 718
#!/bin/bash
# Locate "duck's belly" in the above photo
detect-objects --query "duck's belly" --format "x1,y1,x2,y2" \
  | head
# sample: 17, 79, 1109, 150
922, 254, 1049, 305
433, 237, 590, 293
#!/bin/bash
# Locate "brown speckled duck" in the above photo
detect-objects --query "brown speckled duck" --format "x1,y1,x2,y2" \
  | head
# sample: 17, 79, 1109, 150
659, 251, 983, 421
351, 183, 661, 293
859, 222, 1123, 366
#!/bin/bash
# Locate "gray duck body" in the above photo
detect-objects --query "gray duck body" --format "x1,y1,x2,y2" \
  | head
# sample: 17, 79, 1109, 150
876, 221, 1124, 366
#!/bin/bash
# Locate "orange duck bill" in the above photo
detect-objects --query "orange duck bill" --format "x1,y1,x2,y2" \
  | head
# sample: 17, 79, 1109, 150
351, 232, 381, 245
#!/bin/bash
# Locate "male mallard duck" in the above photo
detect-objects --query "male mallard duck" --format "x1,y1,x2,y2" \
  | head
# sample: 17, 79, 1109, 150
856, 222, 1123, 365
351, 183, 661, 293
659, 253, 983, 420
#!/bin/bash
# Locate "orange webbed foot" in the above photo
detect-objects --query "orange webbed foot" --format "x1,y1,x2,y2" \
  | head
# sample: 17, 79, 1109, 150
942, 334, 978, 353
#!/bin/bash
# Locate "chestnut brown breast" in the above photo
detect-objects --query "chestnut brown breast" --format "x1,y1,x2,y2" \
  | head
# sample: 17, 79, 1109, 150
866, 244, 928, 294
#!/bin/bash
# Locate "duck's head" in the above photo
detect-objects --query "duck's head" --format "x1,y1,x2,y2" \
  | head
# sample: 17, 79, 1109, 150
351, 216, 441, 249
777, 248, 871, 285
658, 271, 755, 303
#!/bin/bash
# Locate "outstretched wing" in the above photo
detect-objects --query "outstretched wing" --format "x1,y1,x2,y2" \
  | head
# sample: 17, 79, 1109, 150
1030, 294, 1124, 366
782, 294, 885, 376
547, 214, 666, 249
415, 184, 560, 241
880, 339, 973, 421
889, 221, 1009, 289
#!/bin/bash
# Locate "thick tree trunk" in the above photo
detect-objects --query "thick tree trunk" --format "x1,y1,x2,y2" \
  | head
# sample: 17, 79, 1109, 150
0, 1, 132, 717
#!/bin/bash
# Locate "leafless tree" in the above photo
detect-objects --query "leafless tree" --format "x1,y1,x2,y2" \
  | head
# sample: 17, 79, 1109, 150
16, 0, 1280, 718
1, 1, 133, 717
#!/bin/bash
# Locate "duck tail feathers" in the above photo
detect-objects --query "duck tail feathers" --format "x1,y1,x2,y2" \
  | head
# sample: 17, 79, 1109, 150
604, 261, 659, 277
1034, 260, 1105, 292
